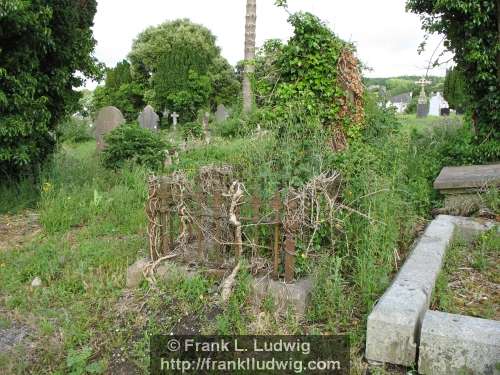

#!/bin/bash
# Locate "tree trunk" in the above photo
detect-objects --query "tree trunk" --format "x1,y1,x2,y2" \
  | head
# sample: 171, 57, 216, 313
243, 0, 256, 114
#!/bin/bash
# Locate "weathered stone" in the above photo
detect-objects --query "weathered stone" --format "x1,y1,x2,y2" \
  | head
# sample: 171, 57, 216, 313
215, 104, 229, 123
365, 215, 496, 367
252, 275, 312, 317
126, 258, 148, 288
416, 102, 429, 117
138, 105, 159, 131
434, 164, 500, 192
365, 215, 456, 366
94, 106, 125, 150
31, 277, 42, 288
418, 311, 500, 375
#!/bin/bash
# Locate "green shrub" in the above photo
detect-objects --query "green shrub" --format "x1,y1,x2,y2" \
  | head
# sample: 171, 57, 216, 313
101, 124, 169, 170
58, 117, 93, 144
181, 121, 204, 139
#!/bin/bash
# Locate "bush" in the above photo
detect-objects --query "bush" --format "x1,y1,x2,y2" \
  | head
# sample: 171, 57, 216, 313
181, 121, 204, 139
58, 117, 93, 144
101, 124, 169, 170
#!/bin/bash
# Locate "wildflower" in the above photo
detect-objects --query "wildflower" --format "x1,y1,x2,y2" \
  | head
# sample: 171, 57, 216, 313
42, 182, 52, 193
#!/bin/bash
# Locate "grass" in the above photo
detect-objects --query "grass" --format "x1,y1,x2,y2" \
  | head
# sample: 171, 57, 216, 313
0, 113, 474, 374
432, 228, 499, 320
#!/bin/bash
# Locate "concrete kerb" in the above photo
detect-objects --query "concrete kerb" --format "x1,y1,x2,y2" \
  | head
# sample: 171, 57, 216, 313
365, 215, 496, 368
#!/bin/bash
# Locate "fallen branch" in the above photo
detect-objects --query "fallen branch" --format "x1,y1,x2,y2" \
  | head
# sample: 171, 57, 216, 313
221, 261, 241, 303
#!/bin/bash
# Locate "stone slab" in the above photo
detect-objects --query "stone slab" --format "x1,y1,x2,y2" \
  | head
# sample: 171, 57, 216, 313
252, 276, 312, 317
434, 164, 500, 191
418, 310, 500, 375
365, 215, 495, 366
366, 215, 455, 366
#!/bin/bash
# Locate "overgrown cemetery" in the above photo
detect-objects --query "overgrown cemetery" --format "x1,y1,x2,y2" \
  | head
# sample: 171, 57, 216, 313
0, 0, 499, 374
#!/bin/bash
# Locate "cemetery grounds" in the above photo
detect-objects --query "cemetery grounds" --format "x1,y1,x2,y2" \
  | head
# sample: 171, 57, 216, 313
0, 114, 498, 374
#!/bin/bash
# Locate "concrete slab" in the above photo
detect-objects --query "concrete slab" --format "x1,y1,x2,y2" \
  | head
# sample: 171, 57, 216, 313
418, 310, 500, 375
433, 164, 500, 192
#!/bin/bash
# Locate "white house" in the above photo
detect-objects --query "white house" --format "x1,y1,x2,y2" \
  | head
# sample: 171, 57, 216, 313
387, 92, 412, 113
429, 92, 449, 116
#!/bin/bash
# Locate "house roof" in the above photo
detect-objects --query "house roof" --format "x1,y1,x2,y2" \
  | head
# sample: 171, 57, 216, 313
389, 92, 412, 104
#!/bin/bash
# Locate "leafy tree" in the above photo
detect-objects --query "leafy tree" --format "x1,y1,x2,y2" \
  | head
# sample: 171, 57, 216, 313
128, 19, 239, 122
406, 0, 499, 139
443, 67, 468, 113
91, 60, 145, 121
0, 0, 101, 179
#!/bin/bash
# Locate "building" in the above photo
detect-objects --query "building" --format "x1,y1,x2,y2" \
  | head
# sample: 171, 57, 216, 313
429, 92, 449, 116
387, 92, 412, 113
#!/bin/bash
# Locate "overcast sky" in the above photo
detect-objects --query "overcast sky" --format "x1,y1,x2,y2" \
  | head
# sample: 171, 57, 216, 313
86, 0, 453, 89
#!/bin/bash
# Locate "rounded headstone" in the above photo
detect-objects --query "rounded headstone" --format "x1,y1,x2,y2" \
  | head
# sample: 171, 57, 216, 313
94, 106, 125, 150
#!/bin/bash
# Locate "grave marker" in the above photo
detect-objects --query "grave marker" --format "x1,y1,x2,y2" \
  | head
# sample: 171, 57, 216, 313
171, 112, 179, 130
215, 104, 229, 123
94, 106, 125, 150
138, 105, 159, 131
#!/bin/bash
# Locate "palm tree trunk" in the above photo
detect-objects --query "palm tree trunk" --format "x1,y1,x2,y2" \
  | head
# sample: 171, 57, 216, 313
243, 0, 256, 114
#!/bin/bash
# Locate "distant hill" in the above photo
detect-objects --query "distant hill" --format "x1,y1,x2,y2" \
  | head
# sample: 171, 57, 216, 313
363, 76, 445, 99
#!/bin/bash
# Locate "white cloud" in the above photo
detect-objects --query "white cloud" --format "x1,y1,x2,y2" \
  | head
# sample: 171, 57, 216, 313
85, 0, 454, 89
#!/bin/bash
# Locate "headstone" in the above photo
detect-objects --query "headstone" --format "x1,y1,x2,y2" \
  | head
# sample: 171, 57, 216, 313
417, 102, 429, 118
440, 108, 450, 116
137, 105, 160, 131
171, 112, 179, 130
203, 112, 211, 144
215, 104, 229, 123
138, 105, 159, 131
94, 106, 125, 150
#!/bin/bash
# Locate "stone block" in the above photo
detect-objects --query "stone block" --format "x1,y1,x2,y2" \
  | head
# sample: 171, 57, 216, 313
251, 276, 313, 317
365, 215, 455, 366
418, 310, 500, 375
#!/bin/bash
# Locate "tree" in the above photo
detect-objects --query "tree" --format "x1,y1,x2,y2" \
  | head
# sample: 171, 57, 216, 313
128, 19, 239, 122
91, 60, 145, 121
242, 0, 257, 114
0, 0, 101, 179
406, 0, 499, 139
443, 67, 468, 113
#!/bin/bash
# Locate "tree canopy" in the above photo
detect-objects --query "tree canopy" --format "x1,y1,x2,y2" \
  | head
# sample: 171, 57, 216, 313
443, 67, 468, 113
406, 0, 499, 139
0, 0, 101, 179
128, 19, 240, 122
92, 60, 145, 122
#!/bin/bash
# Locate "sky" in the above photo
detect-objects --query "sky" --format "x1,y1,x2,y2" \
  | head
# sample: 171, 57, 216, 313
86, 0, 453, 89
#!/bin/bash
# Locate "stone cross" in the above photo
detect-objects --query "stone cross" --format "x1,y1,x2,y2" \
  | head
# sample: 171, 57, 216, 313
171, 112, 179, 130
415, 77, 431, 103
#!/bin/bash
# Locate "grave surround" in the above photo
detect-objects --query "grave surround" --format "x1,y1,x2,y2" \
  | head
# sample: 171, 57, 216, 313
365, 215, 498, 374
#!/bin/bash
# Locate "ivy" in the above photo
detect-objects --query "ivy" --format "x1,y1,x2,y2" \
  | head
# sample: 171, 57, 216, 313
406, 0, 499, 140
254, 12, 365, 149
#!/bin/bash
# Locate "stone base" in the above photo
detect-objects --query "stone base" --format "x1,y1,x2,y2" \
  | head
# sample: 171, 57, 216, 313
365, 215, 495, 367
418, 311, 500, 375
252, 276, 313, 317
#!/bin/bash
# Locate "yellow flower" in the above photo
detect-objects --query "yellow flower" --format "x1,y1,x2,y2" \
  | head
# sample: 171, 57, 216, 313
42, 182, 53, 193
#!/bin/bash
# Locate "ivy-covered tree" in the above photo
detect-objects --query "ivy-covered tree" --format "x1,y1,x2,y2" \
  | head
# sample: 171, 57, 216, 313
0, 0, 101, 179
254, 11, 365, 150
92, 60, 145, 121
128, 19, 240, 122
443, 67, 468, 114
406, 0, 499, 139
